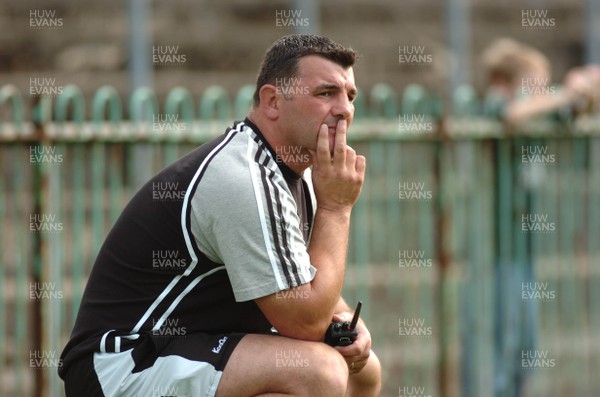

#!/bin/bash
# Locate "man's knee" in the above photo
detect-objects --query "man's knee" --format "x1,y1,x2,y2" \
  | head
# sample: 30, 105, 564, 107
303, 343, 349, 396
348, 350, 382, 397
362, 351, 382, 389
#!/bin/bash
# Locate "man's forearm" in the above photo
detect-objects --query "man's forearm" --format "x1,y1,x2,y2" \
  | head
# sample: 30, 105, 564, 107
254, 207, 353, 341
306, 206, 352, 324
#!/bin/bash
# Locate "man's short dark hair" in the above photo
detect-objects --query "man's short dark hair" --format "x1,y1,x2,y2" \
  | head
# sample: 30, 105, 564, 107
253, 34, 358, 105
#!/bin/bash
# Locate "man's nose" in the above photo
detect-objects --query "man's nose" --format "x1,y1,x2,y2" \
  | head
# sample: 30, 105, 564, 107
332, 95, 353, 120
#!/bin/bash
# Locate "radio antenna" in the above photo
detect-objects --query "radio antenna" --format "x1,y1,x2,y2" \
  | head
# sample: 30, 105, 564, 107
349, 301, 362, 330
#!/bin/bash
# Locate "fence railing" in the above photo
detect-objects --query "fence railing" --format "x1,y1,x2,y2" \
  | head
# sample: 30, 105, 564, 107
1, 83, 600, 397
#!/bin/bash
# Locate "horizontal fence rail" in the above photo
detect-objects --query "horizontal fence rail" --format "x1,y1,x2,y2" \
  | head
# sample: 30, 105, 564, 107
1, 84, 599, 397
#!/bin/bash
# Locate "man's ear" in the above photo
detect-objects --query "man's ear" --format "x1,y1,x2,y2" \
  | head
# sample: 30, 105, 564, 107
258, 84, 279, 120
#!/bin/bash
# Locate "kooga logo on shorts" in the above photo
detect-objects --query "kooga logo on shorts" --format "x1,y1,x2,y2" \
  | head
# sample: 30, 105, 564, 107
212, 336, 228, 354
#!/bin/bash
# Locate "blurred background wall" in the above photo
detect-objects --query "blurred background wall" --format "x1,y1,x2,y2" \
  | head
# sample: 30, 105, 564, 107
0, 0, 593, 106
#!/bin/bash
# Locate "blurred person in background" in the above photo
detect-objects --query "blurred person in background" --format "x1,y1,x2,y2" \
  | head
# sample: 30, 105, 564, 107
482, 37, 600, 124
479, 37, 600, 397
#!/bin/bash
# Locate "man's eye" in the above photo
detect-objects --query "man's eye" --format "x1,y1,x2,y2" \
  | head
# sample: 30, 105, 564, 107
319, 92, 331, 97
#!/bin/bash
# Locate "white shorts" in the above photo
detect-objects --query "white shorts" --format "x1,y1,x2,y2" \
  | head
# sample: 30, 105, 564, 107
63, 332, 244, 397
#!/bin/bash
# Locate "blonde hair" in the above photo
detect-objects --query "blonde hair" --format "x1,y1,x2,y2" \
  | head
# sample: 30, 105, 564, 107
482, 38, 551, 84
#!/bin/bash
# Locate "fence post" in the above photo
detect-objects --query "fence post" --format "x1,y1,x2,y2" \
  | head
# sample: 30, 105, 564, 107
234, 84, 254, 119
165, 86, 194, 123
0, 85, 25, 135
370, 83, 398, 118
129, 86, 158, 188
199, 85, 230, 120
92, 85, 123, 136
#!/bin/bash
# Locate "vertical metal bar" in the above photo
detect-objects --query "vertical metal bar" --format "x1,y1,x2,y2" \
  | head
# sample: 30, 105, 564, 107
292, 0, 320, 34
129, 87, 159, 189
435, 137, 452, 397
109, 144, 124, 226
128, 0, 152, 92
384, 137, 403, 390
71, 143, 85, 323
512, 136, 530, 397
571, 136, 587, 393
0, 147, 6, 396
45, 144, 64, 397
494, 138, 512, 397
128, 0, 153, 189
588, 136, 600, 394
446, 0, 471, 105
91, 142, 106, 260
585, 0, 600, 63
464, 139, 480, 397
418, 142, 435, 391
481, 141, 496, 395
16, 145, 31, 395
545, 137, 561, 395
402, 142, 419, 391
559, 137, 578, 394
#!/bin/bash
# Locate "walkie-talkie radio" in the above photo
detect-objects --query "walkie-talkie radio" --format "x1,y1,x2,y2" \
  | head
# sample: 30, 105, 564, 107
324, 301, 362, 346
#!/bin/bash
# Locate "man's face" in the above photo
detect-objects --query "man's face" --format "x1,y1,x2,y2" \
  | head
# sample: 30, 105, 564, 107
275, 55, 357, 155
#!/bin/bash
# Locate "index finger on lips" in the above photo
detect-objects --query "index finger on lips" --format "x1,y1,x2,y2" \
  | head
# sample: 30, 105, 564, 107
315, 124, 331, 166
332, 119, 347, 168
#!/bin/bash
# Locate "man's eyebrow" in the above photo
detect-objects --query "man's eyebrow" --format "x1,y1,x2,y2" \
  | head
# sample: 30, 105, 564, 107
315, 83, 339, 91
315, 83, 358, 96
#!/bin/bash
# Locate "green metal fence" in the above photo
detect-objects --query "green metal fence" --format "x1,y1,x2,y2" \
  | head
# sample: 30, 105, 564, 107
1, 83, 599, 397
